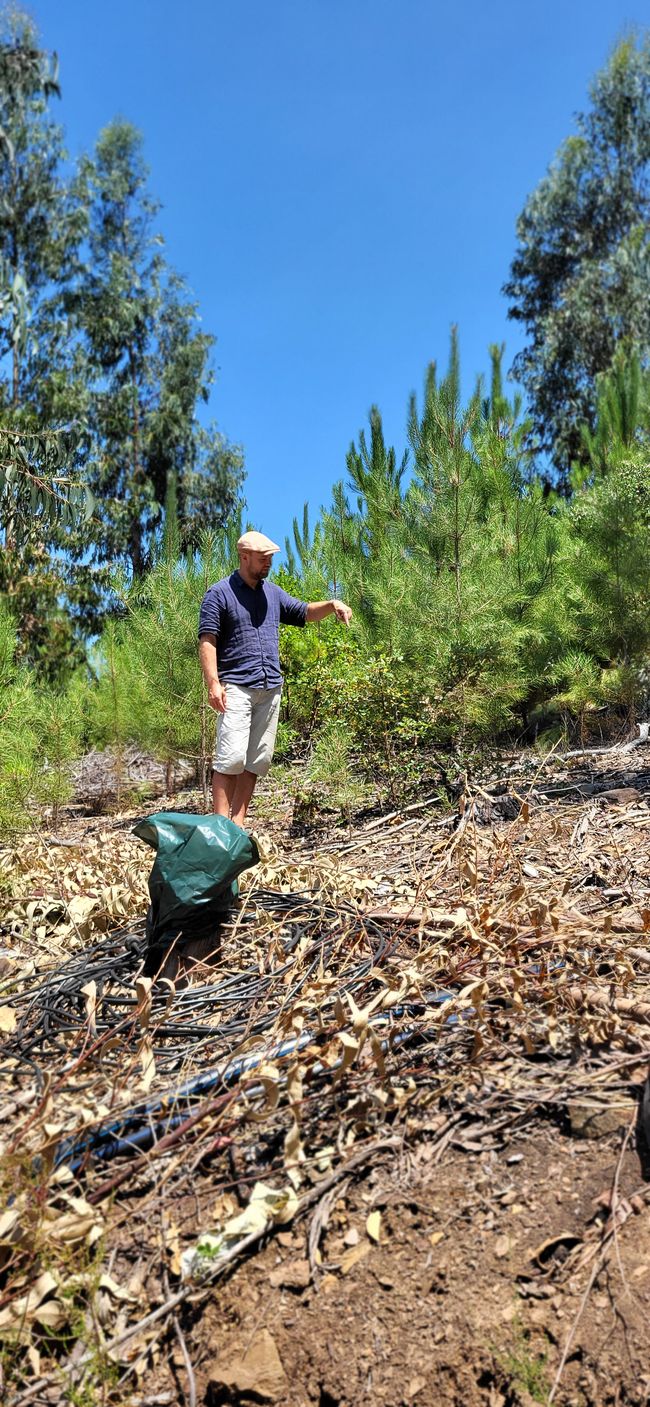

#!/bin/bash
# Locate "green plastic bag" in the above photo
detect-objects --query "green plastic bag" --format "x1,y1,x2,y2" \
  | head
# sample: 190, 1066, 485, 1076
133, 812, 259, 973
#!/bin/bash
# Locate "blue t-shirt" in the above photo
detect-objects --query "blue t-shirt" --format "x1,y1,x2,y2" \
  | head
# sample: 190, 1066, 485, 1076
198, 571, 307, 688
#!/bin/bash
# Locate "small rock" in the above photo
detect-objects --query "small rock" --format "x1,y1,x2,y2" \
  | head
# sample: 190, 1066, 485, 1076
343, 1227, 360, 1247
597, 787, 641, 806
568, 1098, 637, 1139
208, 1329, 287, 1403
268, 1259, 311, 1291
407, 1376, 427, 1399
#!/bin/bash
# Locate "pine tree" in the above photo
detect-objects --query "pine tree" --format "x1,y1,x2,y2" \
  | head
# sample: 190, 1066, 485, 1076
0, 604, 82, 829
325, 406, 410, 657
0, 603, 38, 829
564, 447, 650, 680
405, 332, 561, 737
90, 524, 242, 800
578, 351, 647, 481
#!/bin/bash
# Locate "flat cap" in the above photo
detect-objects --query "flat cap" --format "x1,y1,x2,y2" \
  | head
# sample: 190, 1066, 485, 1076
237, 530, 281, 553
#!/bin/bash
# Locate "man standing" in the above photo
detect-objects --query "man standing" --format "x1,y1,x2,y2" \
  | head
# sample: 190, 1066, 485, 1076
198, 530, 352, 827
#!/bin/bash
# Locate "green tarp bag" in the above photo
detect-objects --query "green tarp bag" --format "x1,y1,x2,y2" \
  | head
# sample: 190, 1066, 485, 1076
133, 812, 259, 974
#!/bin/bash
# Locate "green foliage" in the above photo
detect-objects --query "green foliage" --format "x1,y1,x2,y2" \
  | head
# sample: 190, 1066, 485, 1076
563, 446, 650, 667
0, 10, 101, 667
321, 338, 559, 748
547, 649, 605, 740
498, 1322, 550, 1404
275, 337, 570, 782
505, 34, 650, 479
88, 526, 242, 793
0, 603, 39, 830
0, 604, 83, 830
303, 720, 368, 827
576, 350, 649, 484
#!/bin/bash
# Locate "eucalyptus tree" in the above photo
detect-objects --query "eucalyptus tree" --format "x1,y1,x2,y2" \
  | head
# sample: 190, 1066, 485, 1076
504, 34, 650, 481
0, 8, 94, 676
76, 119, 244, 580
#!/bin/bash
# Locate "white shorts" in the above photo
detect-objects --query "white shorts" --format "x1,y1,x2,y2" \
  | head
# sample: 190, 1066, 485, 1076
213, 684, 282, 777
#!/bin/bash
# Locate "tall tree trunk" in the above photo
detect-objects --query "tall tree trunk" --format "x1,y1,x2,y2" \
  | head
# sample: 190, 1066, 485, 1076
128, 344, 145, 577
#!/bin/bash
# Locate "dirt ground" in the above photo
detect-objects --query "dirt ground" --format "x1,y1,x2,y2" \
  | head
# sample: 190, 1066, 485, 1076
4, 743, 650, 1407
132, 1126, 647, 1407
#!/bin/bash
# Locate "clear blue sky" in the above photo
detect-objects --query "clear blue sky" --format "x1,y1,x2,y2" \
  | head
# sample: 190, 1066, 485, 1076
36, 0, 641, 551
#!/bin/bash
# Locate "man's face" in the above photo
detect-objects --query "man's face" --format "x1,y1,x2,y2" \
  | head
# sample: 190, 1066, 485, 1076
241, 549, 274, 582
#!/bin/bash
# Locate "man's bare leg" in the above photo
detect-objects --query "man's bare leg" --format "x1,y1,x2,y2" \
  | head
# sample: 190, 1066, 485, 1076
231, 770, 257, 828
212, 771, 237, 816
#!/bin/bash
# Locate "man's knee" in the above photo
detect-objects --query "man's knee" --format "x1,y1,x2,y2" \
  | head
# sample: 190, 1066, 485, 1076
245, 755, 272, 778
213, 758, 246, 777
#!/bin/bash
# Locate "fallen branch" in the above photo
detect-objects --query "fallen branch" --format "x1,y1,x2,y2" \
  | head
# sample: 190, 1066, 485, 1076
553, 722, 649, 762
566, 985, 650, 1024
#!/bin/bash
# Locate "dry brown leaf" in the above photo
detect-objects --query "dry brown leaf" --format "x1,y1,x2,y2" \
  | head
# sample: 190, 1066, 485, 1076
31, 1300, 67, 1330
340, 1242, 371, 1274
0, 1005, 17, 1034
366, 1210, 382, 1243
137, 1035, 156, 1091
134, 976, 152, 1030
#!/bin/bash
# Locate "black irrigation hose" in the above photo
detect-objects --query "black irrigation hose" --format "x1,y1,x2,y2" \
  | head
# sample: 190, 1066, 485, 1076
1, 891, 396, 1085
59, 997, 461, 1173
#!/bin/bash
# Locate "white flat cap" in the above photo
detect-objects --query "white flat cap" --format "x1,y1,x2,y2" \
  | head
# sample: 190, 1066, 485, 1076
237, 530, 281, 553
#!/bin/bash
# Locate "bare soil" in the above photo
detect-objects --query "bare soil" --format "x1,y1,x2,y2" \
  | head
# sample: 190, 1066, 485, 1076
136, 1127, 648, 1407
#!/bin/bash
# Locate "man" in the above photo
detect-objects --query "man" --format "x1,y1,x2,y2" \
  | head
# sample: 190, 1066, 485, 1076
198, 530, 352, 827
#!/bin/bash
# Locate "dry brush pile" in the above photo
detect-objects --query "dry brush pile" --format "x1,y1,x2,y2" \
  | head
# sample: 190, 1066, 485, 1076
1, 746, 650, 1404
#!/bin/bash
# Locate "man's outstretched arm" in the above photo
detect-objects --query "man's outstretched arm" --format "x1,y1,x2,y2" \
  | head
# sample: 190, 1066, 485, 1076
305, 599, 353, 626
